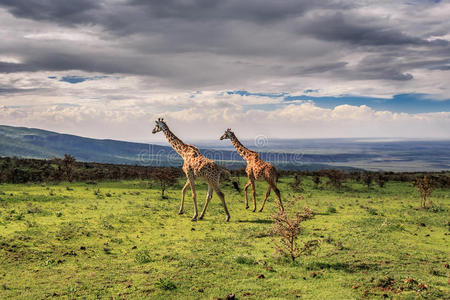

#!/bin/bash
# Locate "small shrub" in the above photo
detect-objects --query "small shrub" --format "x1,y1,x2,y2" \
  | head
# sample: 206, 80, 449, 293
367, 208, 378, 215
56, 223, 77, 240
235, 255, 255, 265
271, 207, 320, 262
56, 211, 63, 217
26, 203, 41, 214
155, 278, 176, 290
413, 176, 434, 208
135, 250, 152, 264
14, 212, 24, 220
327, 206, 337, 214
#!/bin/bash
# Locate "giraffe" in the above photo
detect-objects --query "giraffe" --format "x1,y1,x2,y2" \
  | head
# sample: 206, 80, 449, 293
152, 118, 232, 221
220, 128, 284, 212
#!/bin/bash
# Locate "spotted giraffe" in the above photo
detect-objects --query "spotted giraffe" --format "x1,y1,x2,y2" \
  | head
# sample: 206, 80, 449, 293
220, 128, 284, 212
152, 118, 233, 221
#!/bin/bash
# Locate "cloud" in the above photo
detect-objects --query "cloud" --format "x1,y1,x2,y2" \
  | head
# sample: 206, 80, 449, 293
0, 0, 100, 24
0, 0, 448, 93
0, 0, 449, 140
1, 93, 449, 141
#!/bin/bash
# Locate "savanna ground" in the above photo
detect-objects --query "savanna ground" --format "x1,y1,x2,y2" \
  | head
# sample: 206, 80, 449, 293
0, 176, 449, 299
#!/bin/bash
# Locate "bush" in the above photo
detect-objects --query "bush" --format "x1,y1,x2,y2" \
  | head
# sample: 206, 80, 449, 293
135, 250, 152, 264
155, 278, 176, 290
271, 207, 320, 262
367, 208, 378, 215
235, 255, 255, 265
413, 176, 434, 208
327, 206, 337, 214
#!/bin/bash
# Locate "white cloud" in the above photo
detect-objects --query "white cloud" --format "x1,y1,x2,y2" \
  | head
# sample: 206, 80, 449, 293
0, 1, 449, 141
1, 93, 448, 141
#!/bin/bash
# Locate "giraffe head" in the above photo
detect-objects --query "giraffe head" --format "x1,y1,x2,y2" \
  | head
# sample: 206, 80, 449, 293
152, 117, 167, 134
220, 128, 234, 140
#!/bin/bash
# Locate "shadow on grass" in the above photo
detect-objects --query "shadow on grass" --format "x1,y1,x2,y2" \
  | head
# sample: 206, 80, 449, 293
237, 219, 274, 224
306, 261, 380, 273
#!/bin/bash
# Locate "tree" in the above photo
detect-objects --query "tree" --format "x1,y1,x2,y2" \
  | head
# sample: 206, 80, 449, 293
290, 174, 303, 191
312, 174, 321, 188
150, 168, 182, 198
375, 173, 387, 188
413, 176, 434, 208
326, 170, 344, 189
362, 172, 373, 189
61, 154, 76, 182
271, 207, 319, 262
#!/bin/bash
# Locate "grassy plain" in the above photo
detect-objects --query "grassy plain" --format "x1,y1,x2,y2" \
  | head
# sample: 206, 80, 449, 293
0, 177, 449, 299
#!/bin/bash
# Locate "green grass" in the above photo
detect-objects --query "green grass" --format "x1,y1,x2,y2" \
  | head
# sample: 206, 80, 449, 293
0, 177, 449, 299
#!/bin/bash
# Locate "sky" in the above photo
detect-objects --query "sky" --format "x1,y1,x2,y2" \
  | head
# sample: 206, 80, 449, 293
0, 0, 449, 142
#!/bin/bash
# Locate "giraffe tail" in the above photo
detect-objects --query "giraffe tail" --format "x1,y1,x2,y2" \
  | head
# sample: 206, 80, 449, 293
219, 166, 241, 193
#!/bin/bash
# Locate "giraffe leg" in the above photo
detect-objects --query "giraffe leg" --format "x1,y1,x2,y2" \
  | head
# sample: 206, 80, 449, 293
259, 184, 271, 212
243, 180, 251, 209
199, 184, 213, 220
270, 181, 284, 212
179, 180, 189, 214
251, 180, 257, 212
212, 184, 230, 222
188, 177, 198, 221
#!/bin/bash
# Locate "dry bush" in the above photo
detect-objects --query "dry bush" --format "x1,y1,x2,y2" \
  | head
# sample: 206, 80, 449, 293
289, 174, 303, 191
271, 207, 320, 262
413, 176, 434, 208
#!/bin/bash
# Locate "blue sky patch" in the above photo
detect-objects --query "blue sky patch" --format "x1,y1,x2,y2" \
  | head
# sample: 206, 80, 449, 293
227, 90, 450, 114
50, 75, 109, 84
227, 90, 287, 98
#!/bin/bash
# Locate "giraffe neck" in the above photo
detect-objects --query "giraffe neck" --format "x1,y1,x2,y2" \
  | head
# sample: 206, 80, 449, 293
162, 127, 190, 157
230, 134, 256, 162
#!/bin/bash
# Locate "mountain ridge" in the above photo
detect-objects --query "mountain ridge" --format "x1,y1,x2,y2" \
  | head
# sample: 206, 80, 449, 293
1, 124, 448, 171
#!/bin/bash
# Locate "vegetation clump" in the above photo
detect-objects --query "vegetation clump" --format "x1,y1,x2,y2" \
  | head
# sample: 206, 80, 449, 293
271, 207, 320, 262
155, 278, 176, 290
413, 176, 434, 208
135, 249, 152, 264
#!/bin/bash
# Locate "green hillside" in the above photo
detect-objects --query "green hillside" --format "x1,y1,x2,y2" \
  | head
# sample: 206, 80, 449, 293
0, 125, 178, 165
0, 125, 361, 170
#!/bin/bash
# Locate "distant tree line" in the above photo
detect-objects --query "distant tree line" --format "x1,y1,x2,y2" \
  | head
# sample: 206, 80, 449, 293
1, 156, 449, 191
265, 169, 450, 189
0, 156, 182, 187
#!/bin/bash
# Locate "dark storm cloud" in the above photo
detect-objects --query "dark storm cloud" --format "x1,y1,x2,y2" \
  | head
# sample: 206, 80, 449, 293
127, 0, 347, 23
0, 62, 38, 73
0, 0, 100, 25
0, 0, 346, 32
0, 0, 448, 89
299, 62, 348, 74
0, 86, 38, 94
299, 12, 429, 46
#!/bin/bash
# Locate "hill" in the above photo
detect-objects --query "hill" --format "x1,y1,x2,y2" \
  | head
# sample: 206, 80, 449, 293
0, 125, 361, 170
